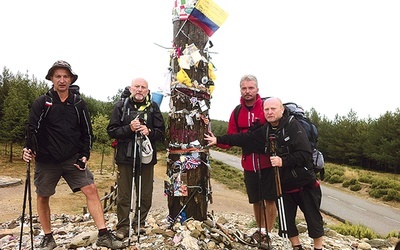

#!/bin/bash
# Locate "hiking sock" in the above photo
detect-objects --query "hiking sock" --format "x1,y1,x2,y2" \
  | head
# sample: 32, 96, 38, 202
44, 232, 53, 237
98, 228, 108, 236
293, 245, 304, 250
314, 248, 322, 250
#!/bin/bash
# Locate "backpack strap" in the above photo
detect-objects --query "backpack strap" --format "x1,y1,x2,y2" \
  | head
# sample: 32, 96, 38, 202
120, 97, 130, 122
233, 104, 241, 131
233, 104, 252, 132
42, 88, 82, 123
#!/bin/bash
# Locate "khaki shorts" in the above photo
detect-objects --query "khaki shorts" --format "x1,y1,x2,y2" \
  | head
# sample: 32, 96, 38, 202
34, 154, 94, 197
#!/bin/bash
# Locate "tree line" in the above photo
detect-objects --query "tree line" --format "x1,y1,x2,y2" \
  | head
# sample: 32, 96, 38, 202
207, 104, 400, 175
1, 67, 399, 174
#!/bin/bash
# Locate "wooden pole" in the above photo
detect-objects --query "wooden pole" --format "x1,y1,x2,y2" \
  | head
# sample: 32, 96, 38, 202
165, 11, 213, 222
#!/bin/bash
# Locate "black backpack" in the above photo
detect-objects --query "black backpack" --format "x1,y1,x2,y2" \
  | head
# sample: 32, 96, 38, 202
284, 102, 325, 180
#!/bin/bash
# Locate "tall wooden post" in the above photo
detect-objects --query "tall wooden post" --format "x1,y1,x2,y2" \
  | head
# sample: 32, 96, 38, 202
164, 2, 215, 222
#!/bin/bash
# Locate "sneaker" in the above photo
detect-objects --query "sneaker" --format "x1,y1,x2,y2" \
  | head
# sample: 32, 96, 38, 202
115, 227, 129, 240
37, 234, 57, 250
96, 230, 126, 249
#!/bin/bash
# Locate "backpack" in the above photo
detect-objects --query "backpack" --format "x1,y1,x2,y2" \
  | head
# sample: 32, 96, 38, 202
284, 102, 325, 180
234, 100, 325, 179
42, 85, 83, 123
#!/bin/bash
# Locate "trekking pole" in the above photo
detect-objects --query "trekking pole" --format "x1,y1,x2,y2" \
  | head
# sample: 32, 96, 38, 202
257, 158, 270, 249
128, 133, 137, 247
136, 133, 143, 241
269, 134, 290, 249
19, 160, 34, 250
168, 186, 202, 227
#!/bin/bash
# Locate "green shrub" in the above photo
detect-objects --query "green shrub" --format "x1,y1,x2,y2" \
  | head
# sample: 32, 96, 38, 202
343, 178, 358, 188
369, 188, 388, 199
350, 183, 362, 191
330, 222, 377, 239
358, 174, 374, 184
383, 189, 400, 202
327, 174, 344, 184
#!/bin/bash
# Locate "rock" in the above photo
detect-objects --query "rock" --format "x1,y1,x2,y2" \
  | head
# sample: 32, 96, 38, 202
69, 231, 98, 248
0, 208, 398, 250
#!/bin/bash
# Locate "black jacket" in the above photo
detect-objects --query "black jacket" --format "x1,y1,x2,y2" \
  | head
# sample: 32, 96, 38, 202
107, 95, 165, 165
217, 111, 315, 190
26, 89, 93, 163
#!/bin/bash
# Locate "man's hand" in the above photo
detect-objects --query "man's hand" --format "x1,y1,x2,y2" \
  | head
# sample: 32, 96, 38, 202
204, 131, 217, 147
270, 156, 282, 167
74, 156, 88, 170
22, 148, 35, 163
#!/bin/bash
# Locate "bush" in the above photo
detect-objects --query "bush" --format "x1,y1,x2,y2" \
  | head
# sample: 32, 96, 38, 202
358, 174, 374, 184
369, 188, 388, 199
330, 222, 377, 239
326, 174, 344, 184
383, 189, 400, 202
343, 178, 358, 188
349, 183, 362, 191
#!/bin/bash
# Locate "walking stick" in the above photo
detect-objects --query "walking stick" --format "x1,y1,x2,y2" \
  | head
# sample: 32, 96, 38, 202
19, 160, 34, 250
128, 133, 137, 247
136, 133, 143, 241
269, 134, 290, 249
257, 160, 271, 249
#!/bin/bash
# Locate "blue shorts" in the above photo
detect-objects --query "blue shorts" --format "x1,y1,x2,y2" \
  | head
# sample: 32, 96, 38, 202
34, 154, 94, 197
244, 167, 277, 203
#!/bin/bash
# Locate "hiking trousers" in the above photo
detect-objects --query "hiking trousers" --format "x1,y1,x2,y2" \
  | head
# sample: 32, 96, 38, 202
116, 162, 154, 229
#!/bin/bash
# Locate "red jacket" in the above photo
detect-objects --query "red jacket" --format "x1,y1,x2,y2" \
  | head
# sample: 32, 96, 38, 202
217, 95, 272, 172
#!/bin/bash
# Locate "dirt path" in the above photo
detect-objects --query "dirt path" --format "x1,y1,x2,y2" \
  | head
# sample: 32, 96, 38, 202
0, 164, 252, 223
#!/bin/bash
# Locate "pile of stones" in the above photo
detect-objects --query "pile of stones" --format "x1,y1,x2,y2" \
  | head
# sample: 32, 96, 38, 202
0, 208, 398, 250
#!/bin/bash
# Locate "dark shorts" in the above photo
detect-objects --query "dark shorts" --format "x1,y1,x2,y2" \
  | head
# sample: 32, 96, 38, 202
34, 154, 94, 197
280, 185, 324, 238
244, 167, 277, 203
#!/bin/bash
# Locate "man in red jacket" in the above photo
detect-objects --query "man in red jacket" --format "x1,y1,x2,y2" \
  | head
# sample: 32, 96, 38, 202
216, 74, 277, 247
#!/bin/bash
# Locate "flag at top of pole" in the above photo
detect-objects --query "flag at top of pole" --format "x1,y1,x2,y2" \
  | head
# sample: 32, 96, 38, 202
188, 0, 229, 37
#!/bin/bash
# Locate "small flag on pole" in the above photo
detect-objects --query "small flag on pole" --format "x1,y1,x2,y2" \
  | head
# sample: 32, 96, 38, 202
188, 0, 229, 37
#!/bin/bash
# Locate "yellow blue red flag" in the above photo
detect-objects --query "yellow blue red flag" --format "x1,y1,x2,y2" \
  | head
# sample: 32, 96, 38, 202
188, 0, 229, 37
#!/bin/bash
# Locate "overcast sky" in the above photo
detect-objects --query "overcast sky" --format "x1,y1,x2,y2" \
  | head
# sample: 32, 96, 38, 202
1, 0, 399, 121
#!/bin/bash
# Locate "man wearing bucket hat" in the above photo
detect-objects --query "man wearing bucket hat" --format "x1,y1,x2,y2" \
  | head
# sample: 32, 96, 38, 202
22, 60, 125, 250
107, 78, 165, 240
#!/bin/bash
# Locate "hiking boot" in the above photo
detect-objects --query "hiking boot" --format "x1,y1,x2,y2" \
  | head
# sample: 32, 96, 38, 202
115, 227, 129, 240
252, 230, 272, 249
96, 230, 126, 249
37, 234, 57, 250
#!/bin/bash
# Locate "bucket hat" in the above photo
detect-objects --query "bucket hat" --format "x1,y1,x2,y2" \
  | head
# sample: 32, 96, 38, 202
45, 60, 78, 84
140, 135, 153, 164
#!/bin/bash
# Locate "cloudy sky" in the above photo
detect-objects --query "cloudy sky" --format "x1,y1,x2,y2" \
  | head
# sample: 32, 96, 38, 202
1, 0, 399, 121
